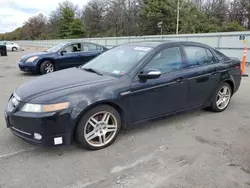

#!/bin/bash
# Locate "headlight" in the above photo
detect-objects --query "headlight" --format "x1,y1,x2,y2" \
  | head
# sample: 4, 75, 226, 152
21, 102, 70, 113
26, 56, 38, 63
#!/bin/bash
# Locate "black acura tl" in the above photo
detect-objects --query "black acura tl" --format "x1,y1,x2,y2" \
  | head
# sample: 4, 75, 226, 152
4, 41, 241, 150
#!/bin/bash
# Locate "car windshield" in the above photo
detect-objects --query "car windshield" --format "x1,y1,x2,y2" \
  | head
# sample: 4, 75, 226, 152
82, 45, 152, 76
46, 43, 66, 52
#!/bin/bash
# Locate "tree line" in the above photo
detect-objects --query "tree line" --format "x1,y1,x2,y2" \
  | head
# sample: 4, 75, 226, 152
0, 0, 249, 40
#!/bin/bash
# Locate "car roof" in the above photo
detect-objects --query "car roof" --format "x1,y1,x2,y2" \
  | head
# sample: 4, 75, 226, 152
122, 40, 212, 48
122, 40, 172, 47
63, 41, 103, 46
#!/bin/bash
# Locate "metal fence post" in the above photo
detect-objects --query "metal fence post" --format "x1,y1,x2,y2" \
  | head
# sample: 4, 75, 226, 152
217, 34, 221, 49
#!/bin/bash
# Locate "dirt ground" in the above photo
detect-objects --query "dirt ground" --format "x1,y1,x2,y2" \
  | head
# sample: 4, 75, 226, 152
0, 49, 250, 188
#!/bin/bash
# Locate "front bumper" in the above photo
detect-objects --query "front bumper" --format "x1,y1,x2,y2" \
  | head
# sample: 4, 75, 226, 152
18, 61, 38, 73
4, 106, 73, 146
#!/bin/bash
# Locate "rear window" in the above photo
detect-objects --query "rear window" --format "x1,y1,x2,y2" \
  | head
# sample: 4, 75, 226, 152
214, 50, 230, 61
184, 46, 216, 67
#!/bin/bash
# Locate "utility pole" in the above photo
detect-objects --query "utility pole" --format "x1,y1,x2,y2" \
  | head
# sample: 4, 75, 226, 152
176, 0, 180, 35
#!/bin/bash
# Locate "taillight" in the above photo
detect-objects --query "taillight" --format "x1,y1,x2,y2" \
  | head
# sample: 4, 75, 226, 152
234, 65, 240, 69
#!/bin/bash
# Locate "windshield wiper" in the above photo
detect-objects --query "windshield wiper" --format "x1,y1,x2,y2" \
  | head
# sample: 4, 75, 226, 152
82, 68, 103, 76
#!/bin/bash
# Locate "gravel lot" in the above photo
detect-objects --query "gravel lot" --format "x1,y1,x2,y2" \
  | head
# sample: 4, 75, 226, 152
0, 50, 250, 188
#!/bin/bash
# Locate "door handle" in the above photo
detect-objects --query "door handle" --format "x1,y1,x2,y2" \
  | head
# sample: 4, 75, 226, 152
211, 70, 217, 75
176, 77, 185, 83
211, 72, 216, 75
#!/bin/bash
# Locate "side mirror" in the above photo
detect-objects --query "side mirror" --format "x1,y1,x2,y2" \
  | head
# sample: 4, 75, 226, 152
138, 69, 161, 81
60, 50, 67, 55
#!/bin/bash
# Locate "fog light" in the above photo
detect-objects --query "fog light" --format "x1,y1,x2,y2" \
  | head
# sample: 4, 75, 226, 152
34, 133, 42, 140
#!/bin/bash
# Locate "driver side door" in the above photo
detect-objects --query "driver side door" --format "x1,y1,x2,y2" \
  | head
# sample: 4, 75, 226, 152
56, 43, 82, 69
129, 46, 189, 123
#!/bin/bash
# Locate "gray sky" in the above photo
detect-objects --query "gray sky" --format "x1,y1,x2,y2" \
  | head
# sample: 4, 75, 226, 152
0, 0, 89, 33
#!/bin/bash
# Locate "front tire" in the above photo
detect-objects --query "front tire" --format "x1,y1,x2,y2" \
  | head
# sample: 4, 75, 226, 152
76, 105, 121, 150
40, 61, 55, 74
209, 82, 232, 112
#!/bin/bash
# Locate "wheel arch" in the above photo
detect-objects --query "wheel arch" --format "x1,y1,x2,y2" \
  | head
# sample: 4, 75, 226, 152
37, 58, 56, 73
12, 46, 17, 51
224, 79, 234, 94
71, 101, 127, 141
205, 77, 235, 108
217, 71, 235, 94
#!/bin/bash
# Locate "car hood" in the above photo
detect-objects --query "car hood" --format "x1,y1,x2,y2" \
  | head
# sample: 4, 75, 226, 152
15, 68, 116, 102
20, 52, 55, 61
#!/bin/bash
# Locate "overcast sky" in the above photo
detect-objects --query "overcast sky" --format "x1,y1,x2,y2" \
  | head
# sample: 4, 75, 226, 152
0, 0, 89, 33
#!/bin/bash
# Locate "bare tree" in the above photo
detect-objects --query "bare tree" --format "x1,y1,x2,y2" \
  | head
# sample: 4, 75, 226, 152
23, 13, 47, 40
83, 0, 107, 37
203, 0, 229, 23
229, 0, 250, 27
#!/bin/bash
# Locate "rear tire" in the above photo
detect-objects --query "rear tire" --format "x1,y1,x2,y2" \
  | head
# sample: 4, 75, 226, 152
209, 82, 232, 112
76, 105, 121, 150
12, 47, 17, 52
40, 61, 55, 74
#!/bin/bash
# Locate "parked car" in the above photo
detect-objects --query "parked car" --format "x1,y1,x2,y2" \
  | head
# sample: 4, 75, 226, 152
17, 42, 108, 74
4, 41, 241, 150
0, 41, 24, 51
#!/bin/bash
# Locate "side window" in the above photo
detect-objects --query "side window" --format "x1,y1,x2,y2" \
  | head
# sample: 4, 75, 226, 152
63, 43, 81, 53
96, 45, 103, 51
214, 50, 230, 61
63, 45, 73, 53
144, 47, 182, 74
83, 43, 98, 52
206, 49, 216, 63
184, 46, 215, 67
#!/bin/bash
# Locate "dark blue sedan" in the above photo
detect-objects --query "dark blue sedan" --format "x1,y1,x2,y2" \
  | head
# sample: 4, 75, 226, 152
5, 41, 241, 150
18, 42, 108, 74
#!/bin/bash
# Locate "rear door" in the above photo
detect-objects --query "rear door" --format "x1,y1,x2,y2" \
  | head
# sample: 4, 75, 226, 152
78, 43, 103, 65
182, 45, 221, 107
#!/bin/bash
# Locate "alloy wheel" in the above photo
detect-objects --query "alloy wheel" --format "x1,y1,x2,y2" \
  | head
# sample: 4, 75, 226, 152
216, 86, 231, 110
84, 111, 118, 147
45, 63, 54, 73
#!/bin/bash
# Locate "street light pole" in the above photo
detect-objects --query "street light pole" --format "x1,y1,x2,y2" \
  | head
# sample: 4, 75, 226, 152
157, 21, 163, 35
176, 0, 180, 35
161, 22, 163, 35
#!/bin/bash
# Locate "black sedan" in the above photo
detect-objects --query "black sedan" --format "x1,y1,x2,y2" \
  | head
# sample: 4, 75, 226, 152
18, 42, 108, 74
4, 41, 241, 150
